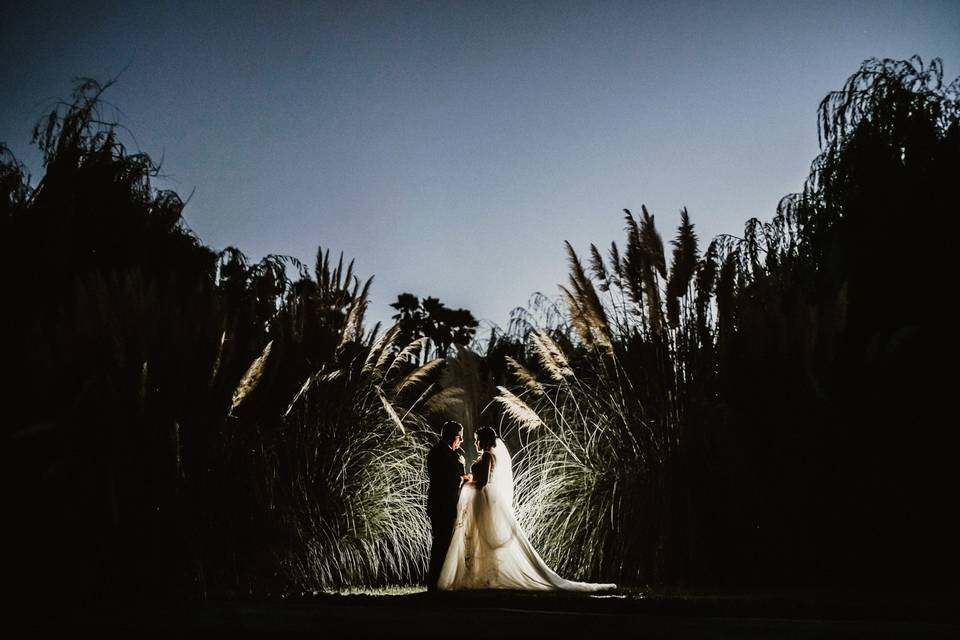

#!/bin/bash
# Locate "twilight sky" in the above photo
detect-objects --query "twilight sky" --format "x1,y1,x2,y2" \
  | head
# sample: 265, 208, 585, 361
2, 1, 958, 331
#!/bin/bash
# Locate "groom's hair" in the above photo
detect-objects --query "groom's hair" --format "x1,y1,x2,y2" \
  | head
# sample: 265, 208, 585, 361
440, 421, 463, 445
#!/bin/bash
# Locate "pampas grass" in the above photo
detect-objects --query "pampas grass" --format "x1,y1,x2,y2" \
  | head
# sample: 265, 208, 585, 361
276, 340, 435, 589
497, 56, 960, 589
230, 340, 273, 415
5, 56, 958, 597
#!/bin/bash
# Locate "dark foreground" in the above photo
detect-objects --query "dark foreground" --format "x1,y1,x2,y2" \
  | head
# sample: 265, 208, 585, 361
18, 589, 959, 637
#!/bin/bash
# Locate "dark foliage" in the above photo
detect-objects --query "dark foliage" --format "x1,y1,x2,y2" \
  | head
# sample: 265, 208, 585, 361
3, 79, 433, 600
495, 57, 959, 589
4, 55, 956, 599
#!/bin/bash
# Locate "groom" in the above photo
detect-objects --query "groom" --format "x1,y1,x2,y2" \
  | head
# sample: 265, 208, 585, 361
426, 420, 471, 591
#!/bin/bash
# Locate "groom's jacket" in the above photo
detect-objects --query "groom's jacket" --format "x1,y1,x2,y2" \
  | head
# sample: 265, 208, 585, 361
426, 441, 465, 519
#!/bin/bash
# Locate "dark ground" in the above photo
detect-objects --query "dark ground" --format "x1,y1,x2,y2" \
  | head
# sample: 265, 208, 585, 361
16, 589, 959, 637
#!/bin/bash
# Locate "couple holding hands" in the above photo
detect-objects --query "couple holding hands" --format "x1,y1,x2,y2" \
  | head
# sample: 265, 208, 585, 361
425, 421, 615, 593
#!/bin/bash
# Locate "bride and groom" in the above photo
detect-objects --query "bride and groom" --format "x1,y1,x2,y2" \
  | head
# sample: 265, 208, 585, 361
425, 421, 616, 592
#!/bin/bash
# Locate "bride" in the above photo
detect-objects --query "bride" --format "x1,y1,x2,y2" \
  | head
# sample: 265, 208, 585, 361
437, 426, 616, 592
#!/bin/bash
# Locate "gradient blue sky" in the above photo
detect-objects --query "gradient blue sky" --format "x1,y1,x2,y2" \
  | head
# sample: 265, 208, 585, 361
3, 1, 958, 331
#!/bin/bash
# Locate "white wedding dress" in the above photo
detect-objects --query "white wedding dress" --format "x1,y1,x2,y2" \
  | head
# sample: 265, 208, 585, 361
437, 438, 616, 592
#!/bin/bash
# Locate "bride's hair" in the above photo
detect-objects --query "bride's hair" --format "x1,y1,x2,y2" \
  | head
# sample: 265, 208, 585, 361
475, 426, 498, 451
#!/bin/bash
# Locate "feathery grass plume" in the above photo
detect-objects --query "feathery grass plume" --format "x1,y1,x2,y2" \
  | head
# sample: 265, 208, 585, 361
622, 209, 646, 311
666, 208, 700, 328
639, 206, 667, 335
363, 322, 382, 350
363, 324, 401, 373
530, 330, 574, 382
640, 205, 667, 279
229, 339, 273, 415
505, 355, 545, 396
608, 241, 624, 284
384, 336, 429, 381
316, 248, 351, 307
495, 385, 545, 430
562, 240, 612, 349
559, 285, 592, 350
589, 243, 610, 291
715, 249, 738, 345
393, 357, 444, 398
338, 276, 373, 352
372, 326, 409, 374
694, 240, 719, 344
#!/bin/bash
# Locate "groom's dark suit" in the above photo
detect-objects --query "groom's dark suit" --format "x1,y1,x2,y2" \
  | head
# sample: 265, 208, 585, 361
426, 439, 465, 590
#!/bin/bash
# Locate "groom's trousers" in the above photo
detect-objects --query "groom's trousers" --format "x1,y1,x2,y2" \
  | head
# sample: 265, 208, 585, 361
427, 508, 456, 590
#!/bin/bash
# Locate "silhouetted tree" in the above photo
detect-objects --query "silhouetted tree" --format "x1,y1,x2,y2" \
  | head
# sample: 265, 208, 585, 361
390, 293, 479, 359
